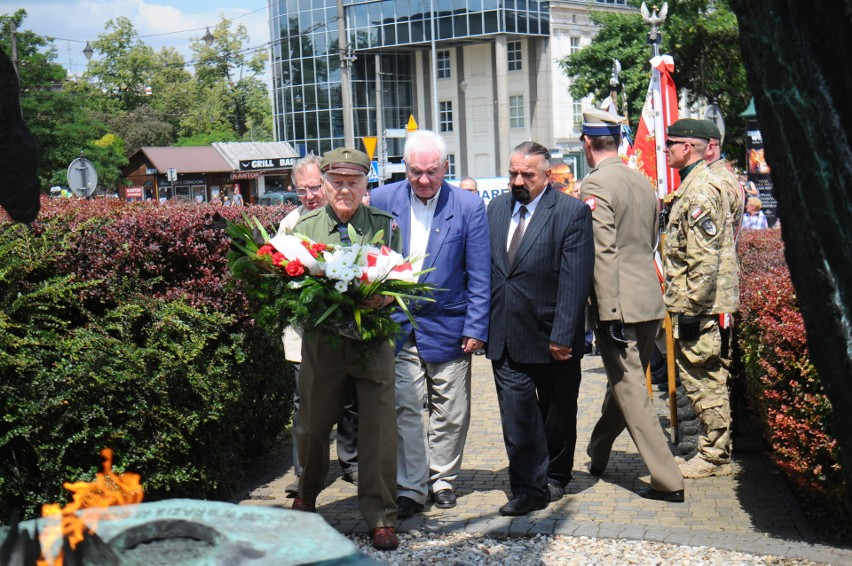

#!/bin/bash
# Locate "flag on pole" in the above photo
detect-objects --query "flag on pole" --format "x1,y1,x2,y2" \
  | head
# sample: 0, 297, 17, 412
630, 55, 679, 198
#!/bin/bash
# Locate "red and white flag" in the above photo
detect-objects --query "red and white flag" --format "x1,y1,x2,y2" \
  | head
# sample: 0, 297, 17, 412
630, 55, 679, 198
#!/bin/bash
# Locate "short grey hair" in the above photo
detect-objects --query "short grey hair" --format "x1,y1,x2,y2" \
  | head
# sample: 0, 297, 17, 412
291, 154, 322, 179
404, 130, 447, 163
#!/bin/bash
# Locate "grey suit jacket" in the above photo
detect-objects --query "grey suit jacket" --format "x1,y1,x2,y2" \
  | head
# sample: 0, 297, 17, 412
581, 155, 665, 324
486, 186, 594, 363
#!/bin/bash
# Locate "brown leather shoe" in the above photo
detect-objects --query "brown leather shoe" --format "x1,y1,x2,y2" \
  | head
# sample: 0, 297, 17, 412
291, 497, 316, 512
370, 526, 399, 550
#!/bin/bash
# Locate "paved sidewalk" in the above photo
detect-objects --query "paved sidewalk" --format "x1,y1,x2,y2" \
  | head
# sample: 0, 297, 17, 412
240, 354, 852, 564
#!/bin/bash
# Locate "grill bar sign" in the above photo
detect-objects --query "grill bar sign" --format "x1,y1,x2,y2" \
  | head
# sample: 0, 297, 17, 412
239, 158, 295, 171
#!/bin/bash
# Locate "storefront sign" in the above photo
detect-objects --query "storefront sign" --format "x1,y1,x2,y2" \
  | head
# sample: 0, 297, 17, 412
238, 158, 295, 171
230, 171, 261, 180
126, 186, 143, 199
158, 174, 206, 187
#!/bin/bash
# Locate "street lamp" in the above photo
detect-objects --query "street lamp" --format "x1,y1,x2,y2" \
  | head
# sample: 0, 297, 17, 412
83, 42, 94, 60
202, 27, 215, 47
704, 97, 725, 144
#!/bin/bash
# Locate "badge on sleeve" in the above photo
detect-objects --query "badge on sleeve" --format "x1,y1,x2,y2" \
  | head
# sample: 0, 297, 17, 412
690, 207, 704, 219
584, 197, 596, 211
700, 218, 718, 236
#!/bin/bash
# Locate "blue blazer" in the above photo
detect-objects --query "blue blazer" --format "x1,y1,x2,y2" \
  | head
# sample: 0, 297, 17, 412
486, 186, 594, 363
370, 180, 491, 363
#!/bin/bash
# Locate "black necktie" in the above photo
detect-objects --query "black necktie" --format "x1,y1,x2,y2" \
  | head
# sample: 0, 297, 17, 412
336, 223, 351, 244
507, 205, 527, 265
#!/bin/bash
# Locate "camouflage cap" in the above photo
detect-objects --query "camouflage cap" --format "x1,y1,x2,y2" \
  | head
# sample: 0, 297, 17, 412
320, 147, 370, 176
667, 118, 713, 140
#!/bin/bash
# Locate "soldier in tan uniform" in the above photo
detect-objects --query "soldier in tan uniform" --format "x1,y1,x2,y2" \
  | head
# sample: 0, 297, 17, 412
580, 109, 684, 502
663, 119, 739, 479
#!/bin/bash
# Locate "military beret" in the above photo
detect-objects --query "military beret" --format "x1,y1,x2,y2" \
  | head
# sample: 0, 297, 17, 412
581, 108, 626, 137
703, 120, 722, 140
667, 118, 713, 140
321, 147, 370, 176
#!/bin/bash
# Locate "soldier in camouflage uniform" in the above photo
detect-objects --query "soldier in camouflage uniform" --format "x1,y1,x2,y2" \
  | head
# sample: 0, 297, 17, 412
663, 119, 739, 479
702, 120, 745, 239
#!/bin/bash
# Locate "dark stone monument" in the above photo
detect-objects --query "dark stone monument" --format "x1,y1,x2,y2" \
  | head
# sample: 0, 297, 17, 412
729, 0, 852, 516
0, 49, 40, 223
0, 500, 381, 565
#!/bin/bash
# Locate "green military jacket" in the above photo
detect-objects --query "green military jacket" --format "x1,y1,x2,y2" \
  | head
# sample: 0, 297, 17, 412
708, 158, 745, 239
294, 203, 402, 252
663, 160, 739, 316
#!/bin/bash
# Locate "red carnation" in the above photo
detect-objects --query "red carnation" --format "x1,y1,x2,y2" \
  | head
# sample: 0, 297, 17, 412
271, 252, 286, 267
257, 244, 274, 257
286, 258, 305, 276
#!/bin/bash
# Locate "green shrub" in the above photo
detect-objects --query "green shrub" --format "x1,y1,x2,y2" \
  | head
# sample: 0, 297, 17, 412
737, 230, 844, 507
0, 199, 293, 520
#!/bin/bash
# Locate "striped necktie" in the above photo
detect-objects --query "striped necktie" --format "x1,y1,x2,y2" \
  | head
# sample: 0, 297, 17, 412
507, 205, 527, 265
336, 223, 351, 244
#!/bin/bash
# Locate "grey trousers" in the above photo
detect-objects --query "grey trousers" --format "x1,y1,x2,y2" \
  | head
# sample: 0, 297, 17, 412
395, 337, 472, 504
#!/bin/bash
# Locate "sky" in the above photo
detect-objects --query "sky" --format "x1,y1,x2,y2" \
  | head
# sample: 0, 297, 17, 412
10, 0, 271, 82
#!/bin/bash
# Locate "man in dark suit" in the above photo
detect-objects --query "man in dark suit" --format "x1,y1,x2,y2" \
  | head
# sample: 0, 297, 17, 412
371, 130, 490, 518
487, 141, 594, 515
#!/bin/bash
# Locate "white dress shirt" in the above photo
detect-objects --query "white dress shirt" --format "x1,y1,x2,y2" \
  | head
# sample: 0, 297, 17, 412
506, 190, 545, 252
409, 187, 441, 274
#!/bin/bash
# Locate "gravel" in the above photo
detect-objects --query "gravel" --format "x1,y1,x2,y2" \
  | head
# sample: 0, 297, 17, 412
349, 532, 827, 565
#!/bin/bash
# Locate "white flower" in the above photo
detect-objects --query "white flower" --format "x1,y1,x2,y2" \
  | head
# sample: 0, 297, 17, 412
335, 280, 349, 293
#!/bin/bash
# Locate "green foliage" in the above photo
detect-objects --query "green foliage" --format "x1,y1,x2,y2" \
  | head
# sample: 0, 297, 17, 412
736, 230, 845, 512
0, 200, 293, 520
559, 0, 750, 163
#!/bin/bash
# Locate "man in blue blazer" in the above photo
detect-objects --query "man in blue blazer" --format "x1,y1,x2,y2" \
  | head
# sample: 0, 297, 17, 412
487, 141, 594, 515
371, 130, 491, 518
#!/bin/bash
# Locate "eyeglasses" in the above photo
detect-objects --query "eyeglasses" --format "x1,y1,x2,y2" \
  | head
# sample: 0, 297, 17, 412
294, 184, 323, 196
665, 140, 692, 149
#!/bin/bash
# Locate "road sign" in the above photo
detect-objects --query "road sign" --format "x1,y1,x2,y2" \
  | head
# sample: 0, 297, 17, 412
362, 136, 377, 160
385, 128, 407, 138
167, 168, 178, 182
368, 161, 380, 183
406, 115, 418, 132
66, 157, 97, 197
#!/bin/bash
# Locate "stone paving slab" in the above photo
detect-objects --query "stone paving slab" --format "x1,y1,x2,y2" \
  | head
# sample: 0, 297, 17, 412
239, 354, 852, 564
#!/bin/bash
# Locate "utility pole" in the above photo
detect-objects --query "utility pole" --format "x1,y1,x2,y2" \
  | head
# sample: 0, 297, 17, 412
338, 0, 355, 148
375, 54, 387, 181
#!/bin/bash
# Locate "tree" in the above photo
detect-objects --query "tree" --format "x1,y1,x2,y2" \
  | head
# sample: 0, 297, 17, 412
190, 18, 270, 139
559, 0, 749, 162
85, 17, 157, 114
729, 0, 852, 518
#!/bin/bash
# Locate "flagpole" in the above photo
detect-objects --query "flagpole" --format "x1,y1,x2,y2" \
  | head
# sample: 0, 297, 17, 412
642, 2, 679, 443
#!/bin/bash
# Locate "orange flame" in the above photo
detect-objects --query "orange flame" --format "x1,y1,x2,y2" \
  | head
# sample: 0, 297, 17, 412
37, 448, 144, 565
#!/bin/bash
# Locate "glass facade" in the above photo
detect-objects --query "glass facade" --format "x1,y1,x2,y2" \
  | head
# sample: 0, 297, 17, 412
270, 0, 550, 157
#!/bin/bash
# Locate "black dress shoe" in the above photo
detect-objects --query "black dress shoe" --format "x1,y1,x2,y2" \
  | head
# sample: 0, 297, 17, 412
432, 489, 457, 509
589, 463, 605, 477
342, 470, 358, 485
638, 487, 685, 503
547, 480, 564, 502
396, 496, 424, 518
499, 494, 548, 516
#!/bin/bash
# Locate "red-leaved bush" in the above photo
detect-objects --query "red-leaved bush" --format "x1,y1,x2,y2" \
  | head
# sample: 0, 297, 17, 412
737, 230, 844, 503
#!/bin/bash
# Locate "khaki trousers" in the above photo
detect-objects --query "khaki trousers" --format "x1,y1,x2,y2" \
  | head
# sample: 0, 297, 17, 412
297, 333, 397, 528
588, 320, 684, 492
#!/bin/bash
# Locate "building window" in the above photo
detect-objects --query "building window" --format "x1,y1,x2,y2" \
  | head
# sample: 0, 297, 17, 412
437, 50, 451, 79
439, 100, 454, 132
507, 40, 522, 71
570, 36, 581, 55
510, 95, 525, 128
573, 99, 583, 127
447, 154, 456, 178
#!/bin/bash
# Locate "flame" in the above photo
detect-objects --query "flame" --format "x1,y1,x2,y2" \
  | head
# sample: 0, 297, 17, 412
37, 448, 144, 565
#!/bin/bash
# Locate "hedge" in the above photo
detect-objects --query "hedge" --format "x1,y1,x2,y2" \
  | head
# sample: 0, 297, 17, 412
736, 229, 844, 508
0, 198, 296, 520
